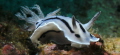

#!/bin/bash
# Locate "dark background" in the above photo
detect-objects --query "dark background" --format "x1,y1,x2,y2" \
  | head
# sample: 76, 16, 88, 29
0, 0, 120, 37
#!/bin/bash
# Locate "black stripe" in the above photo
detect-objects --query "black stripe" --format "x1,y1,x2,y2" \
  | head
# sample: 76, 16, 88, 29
36, 17, 74, 33
90, 34, 93, 38
76, 20, 80, 23
39, 30, 61, 38
37, 21, 43, 28
75, 34, 80, 38
79, 24, 86, 33
36, 22, 39, 25
26, 14, 32, 17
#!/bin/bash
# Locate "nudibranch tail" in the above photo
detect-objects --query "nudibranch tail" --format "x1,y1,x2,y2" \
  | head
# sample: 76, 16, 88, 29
90, 34, 100, 42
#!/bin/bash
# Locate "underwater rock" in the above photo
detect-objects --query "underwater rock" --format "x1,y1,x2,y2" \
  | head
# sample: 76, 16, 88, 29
2, 44, 20, 55
37, 39, 109, 55
1, 43, 29, 55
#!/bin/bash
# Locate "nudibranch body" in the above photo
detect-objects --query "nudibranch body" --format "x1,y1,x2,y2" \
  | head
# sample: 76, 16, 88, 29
16, 4, 101, 48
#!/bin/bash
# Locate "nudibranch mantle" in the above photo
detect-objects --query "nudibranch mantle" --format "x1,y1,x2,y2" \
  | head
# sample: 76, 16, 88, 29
15, 4, 101, 48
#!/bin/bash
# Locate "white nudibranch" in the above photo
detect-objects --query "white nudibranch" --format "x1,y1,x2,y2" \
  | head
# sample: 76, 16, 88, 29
16, 4, 101, 48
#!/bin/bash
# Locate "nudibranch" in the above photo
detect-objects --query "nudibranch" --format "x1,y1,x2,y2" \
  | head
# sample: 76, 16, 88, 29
16, 4, 101, 48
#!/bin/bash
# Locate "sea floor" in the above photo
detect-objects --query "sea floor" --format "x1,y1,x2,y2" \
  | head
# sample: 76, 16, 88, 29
0, 22, 120, 55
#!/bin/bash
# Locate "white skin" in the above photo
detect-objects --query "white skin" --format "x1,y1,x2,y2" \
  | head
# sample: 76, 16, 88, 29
16, 5, 100, 48
30, 16, 99, 48
30, 22, 60, 46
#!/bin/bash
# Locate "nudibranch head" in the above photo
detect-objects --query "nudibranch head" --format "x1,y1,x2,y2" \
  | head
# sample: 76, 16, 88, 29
16, 4, 101, 48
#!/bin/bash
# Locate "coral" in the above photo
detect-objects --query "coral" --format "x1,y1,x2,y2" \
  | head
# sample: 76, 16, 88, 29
104, 38, 120, 55
2, 44, 20, 55
37, 42, 108, 55
0, 20, 115, 55
1, 43, 29, 55
36, 34, 109, 55
0, 21, 37, 55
